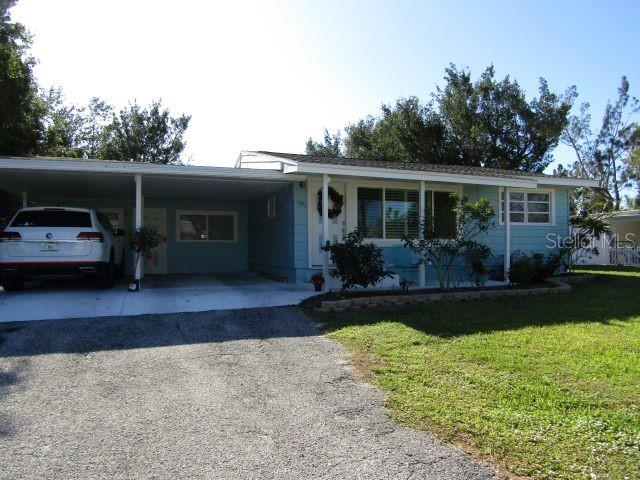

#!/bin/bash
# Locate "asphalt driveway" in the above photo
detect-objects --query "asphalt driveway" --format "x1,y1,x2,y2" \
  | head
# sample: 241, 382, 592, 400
0, 307, 498, 479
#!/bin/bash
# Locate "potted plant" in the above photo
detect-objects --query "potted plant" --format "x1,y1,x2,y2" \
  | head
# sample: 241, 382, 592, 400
310, 273, 324, 292
129, 226, 166, 292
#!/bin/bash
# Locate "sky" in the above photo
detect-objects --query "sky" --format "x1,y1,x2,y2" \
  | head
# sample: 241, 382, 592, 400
11, 0, 640, 171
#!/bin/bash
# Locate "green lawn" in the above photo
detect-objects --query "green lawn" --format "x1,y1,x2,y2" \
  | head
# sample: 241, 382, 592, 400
321, 267, 640, 480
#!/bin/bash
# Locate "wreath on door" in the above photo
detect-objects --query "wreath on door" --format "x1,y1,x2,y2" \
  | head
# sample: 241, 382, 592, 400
317, 187, 344, 219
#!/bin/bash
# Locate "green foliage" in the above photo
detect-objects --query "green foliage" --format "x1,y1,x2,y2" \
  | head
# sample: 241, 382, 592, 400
38, 95, 191, 164
403, 194, 495, 290
344, 97, 456, 165
323, 267, 640, 479
437, 65, 570, 172
510, 251, 562, 285
0, 2, 190, 163
560, 213, 611, 271
0, 1, 46, 155
465, 243, 492, 286
99, 100, 191, 164
323, 229, 392, 291
558, 77, 639, 212
305, 129, 342, 157
306, 65, 570, 173
131, 225, 166, 275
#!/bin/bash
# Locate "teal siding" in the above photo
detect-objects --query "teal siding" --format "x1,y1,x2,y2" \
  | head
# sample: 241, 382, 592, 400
162, 199, 248, 274
248, 183, 298, 282
31, 196, 249, 275
465, 185, 570, 270
337, 185, 569, 284
30, 183, 570, 285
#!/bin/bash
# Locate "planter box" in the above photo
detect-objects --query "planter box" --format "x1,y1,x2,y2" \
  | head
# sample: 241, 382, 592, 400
315, 279, 573, 313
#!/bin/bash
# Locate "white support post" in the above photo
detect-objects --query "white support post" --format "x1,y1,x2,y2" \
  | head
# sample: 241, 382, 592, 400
322, 174, 330, 291
22, 191, 27, 208
418, 180, 426, 288
504, 187, 511, 285
134, 175, 143, 284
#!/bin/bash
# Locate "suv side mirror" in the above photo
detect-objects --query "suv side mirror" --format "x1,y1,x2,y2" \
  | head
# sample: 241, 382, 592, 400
115, 228, 126, 237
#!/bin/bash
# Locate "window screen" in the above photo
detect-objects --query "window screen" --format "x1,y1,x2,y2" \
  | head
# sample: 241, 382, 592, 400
178, 213, 236, 241
433, 191, 457, 238
501, 191, 550, 224
357, 188, 383, 238
207, 214, 235, 241
267, 196, 276, 218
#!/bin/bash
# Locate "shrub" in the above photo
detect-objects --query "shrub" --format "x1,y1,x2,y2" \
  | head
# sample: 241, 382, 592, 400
465, 243, 492, 286
510, 251, 562, 285
403, 193, 495, 291
560, 213, 610, 271
323, 230, 392, 291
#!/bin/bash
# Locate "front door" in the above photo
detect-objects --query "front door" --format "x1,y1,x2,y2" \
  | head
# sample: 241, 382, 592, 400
142, 208, 167, 275
310, 181, 345, 267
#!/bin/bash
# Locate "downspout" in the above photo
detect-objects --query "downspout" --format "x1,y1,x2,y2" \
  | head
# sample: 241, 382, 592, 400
504, 186, 511, 285
322, 174, 330, 291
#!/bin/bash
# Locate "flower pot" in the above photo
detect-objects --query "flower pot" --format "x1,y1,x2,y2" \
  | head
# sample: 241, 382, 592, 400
128, 279, 140, 292
313, 282, 323, 292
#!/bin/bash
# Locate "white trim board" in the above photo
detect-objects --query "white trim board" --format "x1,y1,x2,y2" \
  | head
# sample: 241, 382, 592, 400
498, 187, 556, 226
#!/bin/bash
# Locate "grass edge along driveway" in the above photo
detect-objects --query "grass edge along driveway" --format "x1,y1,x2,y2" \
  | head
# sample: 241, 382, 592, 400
318, 267, 640, 480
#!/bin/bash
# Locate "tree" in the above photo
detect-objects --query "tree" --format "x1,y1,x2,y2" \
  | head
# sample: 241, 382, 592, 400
305, 128, 342, 157
402, 193, 495, 291
99, 100, 191, 164
559, 77, 639, 211
0, 0, 46, 155
435, 65, 570, 172
305, 65, 570, 173
344, 97, 457, 164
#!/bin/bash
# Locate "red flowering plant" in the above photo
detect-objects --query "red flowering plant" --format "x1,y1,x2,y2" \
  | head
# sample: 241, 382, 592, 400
310, 272, 324, 291
132, 226, 166, 275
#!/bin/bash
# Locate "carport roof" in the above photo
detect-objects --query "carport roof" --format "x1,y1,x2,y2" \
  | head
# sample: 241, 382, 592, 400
0, 156, 305, 201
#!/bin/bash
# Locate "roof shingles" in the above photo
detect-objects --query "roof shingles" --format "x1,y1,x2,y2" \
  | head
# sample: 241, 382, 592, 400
256, 151, 560, 181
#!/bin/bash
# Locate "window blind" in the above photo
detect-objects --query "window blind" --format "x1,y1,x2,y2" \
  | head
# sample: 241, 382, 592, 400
384, 189, 419, 239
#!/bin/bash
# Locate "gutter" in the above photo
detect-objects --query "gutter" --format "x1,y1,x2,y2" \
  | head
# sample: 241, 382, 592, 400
0, 157, 306, 182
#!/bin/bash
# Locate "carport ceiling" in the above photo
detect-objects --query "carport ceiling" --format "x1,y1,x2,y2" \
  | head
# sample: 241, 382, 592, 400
1, 171, 294, 201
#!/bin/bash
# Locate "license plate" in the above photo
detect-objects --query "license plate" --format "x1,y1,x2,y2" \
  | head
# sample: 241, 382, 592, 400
40, 242, 60, 251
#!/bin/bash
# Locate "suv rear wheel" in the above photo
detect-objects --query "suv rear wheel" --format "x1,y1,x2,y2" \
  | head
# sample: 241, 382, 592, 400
98, 256, 114, 289
1, 279, 24, 292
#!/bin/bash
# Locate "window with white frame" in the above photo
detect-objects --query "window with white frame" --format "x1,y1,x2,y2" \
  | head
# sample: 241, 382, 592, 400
177, 211, 237, 241
356, 187, 457, 239
267, 196, 276, 218
500, 190, 552, 224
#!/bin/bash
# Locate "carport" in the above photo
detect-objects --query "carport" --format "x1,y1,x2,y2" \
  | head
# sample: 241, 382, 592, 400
0, 156, 309, 298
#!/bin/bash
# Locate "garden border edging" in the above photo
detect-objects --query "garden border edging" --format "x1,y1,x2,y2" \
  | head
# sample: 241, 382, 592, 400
313, 276, 596, 313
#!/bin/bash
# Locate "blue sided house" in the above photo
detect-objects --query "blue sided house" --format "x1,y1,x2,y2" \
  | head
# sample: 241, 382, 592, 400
0, 152, 597, 289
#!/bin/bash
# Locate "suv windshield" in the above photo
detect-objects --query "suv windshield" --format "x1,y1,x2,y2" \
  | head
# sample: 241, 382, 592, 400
11, 210, 92, 228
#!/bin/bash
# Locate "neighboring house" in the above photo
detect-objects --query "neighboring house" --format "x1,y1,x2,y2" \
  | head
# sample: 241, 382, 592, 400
577, 210, 640, 266
0, 152, 596, 288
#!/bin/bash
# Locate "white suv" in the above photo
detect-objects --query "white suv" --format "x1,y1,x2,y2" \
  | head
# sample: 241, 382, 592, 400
0, 207, 126, 291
